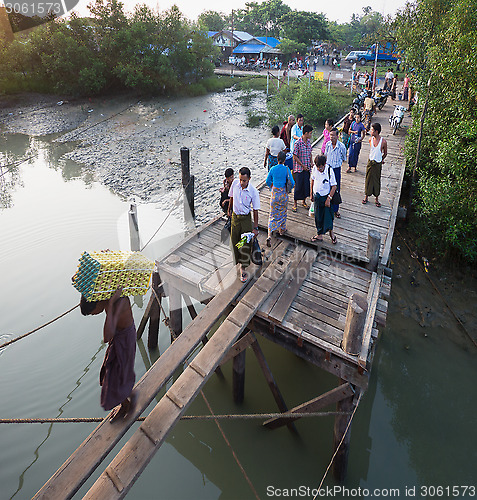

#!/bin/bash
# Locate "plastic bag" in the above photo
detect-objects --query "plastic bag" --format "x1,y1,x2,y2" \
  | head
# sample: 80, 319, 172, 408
251, 238, 263, 266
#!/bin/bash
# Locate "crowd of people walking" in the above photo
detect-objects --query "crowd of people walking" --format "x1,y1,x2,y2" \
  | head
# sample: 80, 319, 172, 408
220, 107, 388, 282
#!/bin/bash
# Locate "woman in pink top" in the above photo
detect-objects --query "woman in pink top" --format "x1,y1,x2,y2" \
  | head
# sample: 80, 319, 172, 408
320, 118, 334, 154
403, 74, 410, 101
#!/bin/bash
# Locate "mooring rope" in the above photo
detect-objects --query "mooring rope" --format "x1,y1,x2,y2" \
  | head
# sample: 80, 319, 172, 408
139, 187, 186, 252
0, 303, 79, 350
0, 412, 350, 425
313, 392, 363, 499
149, 288, 261, 500
396, 229, 477, 349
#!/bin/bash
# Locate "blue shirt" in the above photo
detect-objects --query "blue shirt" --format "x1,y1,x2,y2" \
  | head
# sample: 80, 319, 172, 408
290, 123, 303, 154
324, 140, 347, 169
266, 163, 295, 189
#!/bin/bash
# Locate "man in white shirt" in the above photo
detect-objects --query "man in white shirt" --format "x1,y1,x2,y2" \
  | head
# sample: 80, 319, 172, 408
384, 68, 394, 90
310, 155, 338, 244
228, 167, 261, 282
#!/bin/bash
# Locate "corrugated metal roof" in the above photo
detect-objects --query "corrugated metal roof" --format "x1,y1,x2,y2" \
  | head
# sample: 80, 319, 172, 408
207, 31, 218, 38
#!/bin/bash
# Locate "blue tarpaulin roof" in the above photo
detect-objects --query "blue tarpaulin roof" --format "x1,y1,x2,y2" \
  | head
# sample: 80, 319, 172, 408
233, 43, 280, 54
255, 36, 280, 47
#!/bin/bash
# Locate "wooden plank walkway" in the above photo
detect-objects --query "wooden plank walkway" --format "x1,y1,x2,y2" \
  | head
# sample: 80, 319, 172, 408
35, 100, 408, 498
33, 276, 249, 500
82, 255, 293, 499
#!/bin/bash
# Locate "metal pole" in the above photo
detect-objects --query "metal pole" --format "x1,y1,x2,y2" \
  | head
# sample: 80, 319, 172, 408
372, 42, 378, 94
231, 10, 234, 78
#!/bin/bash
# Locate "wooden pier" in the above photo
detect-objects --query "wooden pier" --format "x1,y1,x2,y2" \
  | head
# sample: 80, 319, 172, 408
35, 101, 410, 499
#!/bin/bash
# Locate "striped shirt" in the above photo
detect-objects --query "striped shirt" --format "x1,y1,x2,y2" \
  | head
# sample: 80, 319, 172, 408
324, 140, 347, 170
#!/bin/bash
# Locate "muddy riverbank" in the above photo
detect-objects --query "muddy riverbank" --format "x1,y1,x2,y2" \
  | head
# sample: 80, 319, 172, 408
1, 90, 269, 224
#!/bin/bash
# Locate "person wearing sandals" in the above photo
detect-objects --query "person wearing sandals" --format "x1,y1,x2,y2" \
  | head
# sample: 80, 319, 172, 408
310, 155, 338, 245
265, 151, 294, 247
362, 122, 387, 207
264, 125, 286, 171
324, 127, 347, 219
347, 112, 366, 173
228, 166, 261, 282
292, 124, 313, 212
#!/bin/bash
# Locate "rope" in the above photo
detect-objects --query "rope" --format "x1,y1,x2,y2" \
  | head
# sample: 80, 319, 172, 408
0, 412, 350, 424
395, 229, 477, 349
313, 392, 363, 499
139, 188, 184, 252
0, 304, 79, 350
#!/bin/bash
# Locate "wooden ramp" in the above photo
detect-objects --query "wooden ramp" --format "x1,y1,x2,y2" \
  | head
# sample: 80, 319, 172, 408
33, 276, 249, 500
82, 254, 293, 498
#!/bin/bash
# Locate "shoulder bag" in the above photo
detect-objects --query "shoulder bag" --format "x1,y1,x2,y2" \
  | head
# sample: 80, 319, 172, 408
328, 166, 342, 205
285, 166, 293, 194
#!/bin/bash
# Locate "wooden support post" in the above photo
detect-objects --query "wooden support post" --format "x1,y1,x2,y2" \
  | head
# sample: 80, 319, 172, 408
147, 272, 162, 349
182, 293, 224, 379
169, 285, 183, 341
332, 383, 358, 482
128, 201, 140, 251
250, 335, 296, 431
136, 294, 154, 340
232, 349, 246, 404
342, 293, 368, 356
180, 147, 195, 219
366, 230, 381, 272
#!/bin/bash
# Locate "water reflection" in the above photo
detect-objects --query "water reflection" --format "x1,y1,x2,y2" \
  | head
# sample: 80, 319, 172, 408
0, 134, 32, 209
9, 342, 106, 500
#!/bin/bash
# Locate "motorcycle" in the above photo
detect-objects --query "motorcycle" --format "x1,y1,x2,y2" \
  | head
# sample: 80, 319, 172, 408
374, 88, 392, 110
352, 90, 368, 110
389, 105, 407, 135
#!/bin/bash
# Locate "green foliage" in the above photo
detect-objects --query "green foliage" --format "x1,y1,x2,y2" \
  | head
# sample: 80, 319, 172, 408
233, 0, 291, 38
328, 9, 386, 49
246, 109, 266, 127
280, 11, 329, 46
267, 80, 344, 131
0, 0, 215, 96
277, 38, 307, 60
396, 0, 477, 263
197, 10, 227, 31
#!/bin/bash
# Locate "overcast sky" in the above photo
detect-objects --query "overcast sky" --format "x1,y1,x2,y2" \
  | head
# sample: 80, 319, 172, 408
71, 0, 410, 24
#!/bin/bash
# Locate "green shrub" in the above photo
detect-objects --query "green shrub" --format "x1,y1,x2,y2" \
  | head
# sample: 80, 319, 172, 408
267, 80, 346, 131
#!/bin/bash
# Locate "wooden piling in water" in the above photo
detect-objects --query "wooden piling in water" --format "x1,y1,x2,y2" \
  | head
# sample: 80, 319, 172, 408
147, 272, 162, 349
128, 201, 140, 251
180, 147, 195, 219
366, 230, 381, 272
342, 293, 368, 356
233, 348, 246, 404
332, 383, 357, 482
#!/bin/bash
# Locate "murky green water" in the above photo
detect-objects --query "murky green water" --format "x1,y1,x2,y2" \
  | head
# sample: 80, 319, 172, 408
0, 104, 476, 500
